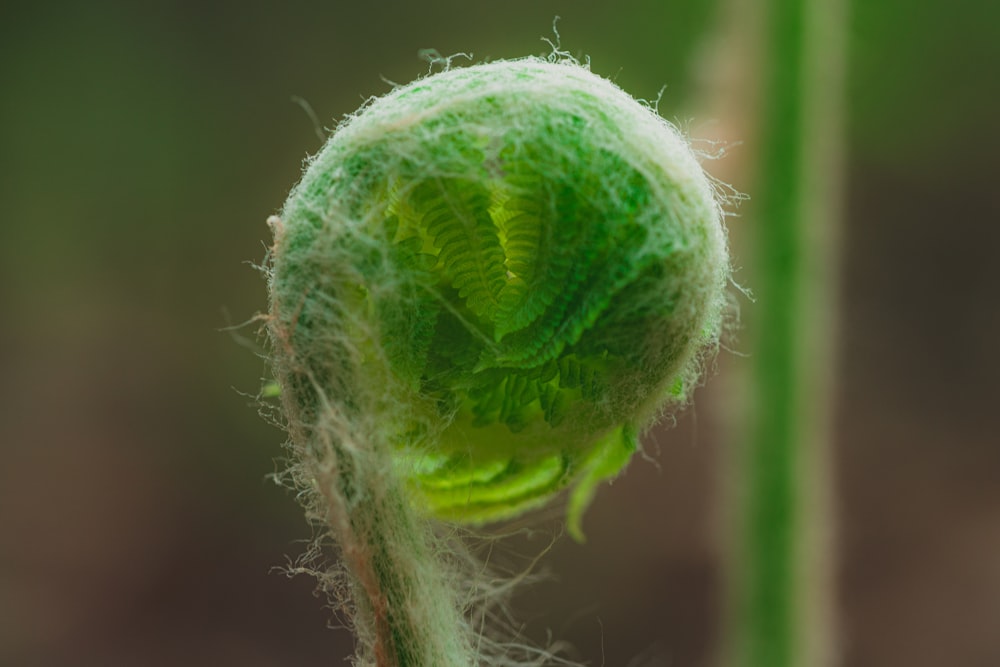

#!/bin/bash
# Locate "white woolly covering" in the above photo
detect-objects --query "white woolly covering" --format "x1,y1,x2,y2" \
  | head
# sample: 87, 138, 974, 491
266, 54, 729, 666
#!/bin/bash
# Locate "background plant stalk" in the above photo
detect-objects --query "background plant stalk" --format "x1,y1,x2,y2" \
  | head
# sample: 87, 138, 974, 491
711, 0, 847, 663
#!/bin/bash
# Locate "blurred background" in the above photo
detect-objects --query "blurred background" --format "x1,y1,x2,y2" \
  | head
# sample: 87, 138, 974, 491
1, 1, 998, 665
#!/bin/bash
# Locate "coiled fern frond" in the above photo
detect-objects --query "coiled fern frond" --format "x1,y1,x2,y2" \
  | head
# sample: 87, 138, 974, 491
270, 57, 728, 539
265, 55, 728, 666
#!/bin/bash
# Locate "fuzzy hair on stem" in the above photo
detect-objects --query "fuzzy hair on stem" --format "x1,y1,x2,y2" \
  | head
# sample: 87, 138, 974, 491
265, 53, 729, 666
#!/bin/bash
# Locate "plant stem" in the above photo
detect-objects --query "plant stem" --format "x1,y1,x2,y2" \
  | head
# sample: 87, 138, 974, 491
292, 414, 475, 667
721, 0, 847, 663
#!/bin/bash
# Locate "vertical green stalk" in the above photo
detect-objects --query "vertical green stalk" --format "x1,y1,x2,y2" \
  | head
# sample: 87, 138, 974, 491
728, 0, 846, 664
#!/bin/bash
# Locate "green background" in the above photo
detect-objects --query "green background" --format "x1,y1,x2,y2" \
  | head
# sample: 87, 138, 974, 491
1, 1, 998, 665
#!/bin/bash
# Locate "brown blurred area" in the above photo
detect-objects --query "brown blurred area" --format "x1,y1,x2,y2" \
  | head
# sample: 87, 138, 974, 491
1, 1, 998, 665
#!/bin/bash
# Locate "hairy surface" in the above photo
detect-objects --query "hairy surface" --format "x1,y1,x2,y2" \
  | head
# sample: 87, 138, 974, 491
271, 56, 728, 535
266, 55, 728, 666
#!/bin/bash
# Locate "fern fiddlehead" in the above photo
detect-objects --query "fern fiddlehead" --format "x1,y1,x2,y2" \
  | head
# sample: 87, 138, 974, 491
266, 56, 728, 667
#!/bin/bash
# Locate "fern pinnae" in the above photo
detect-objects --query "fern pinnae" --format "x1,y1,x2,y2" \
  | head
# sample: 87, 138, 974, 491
491, 150, 572, 341
414, 178, 506, 325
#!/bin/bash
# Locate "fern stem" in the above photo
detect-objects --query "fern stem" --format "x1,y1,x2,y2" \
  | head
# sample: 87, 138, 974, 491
725, 0, 847, 663
287, 404, 474, 667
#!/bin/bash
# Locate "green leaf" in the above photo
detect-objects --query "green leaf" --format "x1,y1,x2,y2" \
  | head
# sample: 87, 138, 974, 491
410, 178, 507, 326
567, 424, 638, 542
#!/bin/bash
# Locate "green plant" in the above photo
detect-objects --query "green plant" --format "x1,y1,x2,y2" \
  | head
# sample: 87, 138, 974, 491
265, 54, 728, 666
715, 0, 846, 664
